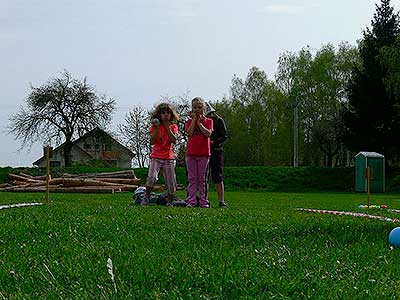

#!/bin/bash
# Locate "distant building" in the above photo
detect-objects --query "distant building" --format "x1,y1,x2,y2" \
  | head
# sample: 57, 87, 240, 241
33, 128, 134, 168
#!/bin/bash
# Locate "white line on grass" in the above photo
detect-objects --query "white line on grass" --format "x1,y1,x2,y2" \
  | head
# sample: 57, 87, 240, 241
0, 203, 43, 210
296, 208, 399, 223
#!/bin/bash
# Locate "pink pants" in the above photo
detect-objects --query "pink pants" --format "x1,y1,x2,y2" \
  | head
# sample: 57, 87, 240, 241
186, 156, 209, 207
146, 158, 177, 195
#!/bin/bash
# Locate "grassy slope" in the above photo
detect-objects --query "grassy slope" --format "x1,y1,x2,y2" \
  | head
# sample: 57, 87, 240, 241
4, 165, 400, 192
1, 191, 400, 299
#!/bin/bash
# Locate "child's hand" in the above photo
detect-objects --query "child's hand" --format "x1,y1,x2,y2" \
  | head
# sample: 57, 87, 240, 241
199, 114, 205, 122
189, 111, 196, 119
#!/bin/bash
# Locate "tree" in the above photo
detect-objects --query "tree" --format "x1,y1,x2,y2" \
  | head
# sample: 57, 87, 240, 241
168, 93, 191, 167
118, 106, 150, 168
220, 67, 291, 166
8, 71, 115, 166
276, 43, 359, 166
312, 117, 340, 167
343, 0, 400, 163
380, 37, 400, 99
119, 94, 190, 168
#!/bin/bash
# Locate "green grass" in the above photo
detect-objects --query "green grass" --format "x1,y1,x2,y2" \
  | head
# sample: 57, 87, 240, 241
1, 191, 400, 299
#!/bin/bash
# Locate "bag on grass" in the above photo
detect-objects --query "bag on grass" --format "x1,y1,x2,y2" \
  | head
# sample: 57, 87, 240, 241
132, 187, 186, 206
133, 187, 146, 205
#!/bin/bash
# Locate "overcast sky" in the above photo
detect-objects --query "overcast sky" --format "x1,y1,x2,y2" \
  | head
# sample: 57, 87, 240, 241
1, 0, 399, 167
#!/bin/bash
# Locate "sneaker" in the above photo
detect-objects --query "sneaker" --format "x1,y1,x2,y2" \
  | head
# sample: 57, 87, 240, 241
168, 200, 187, 207
140, 195, 149, 206
219, 201, 228, 208
200, 204, 210, 208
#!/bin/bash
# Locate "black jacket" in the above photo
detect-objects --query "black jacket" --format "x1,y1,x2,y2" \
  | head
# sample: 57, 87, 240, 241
210, 115, 228, 152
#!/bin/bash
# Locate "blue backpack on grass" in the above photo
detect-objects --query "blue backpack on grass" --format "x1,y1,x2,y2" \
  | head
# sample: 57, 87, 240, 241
133, 187, 186, 207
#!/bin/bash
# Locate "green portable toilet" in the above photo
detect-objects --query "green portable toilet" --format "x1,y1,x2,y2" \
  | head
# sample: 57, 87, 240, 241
355, 152, 385, 193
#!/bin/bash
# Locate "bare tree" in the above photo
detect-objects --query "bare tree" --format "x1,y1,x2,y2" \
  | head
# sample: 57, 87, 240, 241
119, 93, 191, 168
8, 70, 115, 166
118, 106, 150, 168
167, 92, 191, 166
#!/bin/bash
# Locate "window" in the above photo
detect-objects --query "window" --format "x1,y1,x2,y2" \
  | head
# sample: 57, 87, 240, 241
102, 144, 112, 151
105, 160, 117, 167
50, 161, 61, 167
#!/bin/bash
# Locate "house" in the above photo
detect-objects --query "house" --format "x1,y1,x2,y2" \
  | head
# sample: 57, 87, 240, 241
33, 128, 134, 168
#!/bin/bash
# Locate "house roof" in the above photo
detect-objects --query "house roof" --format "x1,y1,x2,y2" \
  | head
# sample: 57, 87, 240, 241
355, 151, 384, 158
32, 127, 134, 165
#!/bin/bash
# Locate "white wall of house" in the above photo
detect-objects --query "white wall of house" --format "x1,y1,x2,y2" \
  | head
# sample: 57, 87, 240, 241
34, 134, 133, 168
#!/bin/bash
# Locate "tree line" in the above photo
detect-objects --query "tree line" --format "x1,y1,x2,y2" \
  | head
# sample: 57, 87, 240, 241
8, 0, 400, 168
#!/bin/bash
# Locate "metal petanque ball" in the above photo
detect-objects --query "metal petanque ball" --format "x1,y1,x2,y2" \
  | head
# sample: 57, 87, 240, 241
152, 118, 160, 125
389, 227, 400, 248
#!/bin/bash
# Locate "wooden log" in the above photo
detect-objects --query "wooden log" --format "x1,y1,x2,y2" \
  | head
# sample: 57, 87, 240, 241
152, 185, 166, 192
12, 180, 30, 186
149, 184, 184, 192
60, 178, 130, 187
62, 170, 136, 178
28, 177, 138, 188
0, 183, 12, 188
19, 172, 34, 178
116, 185, 139, 192
8, 174, 43, 183
89, 170, 135, 177
5, 185, 116, 193
19, 173, 50, 181
79, 173, 137, 179
94, 178, 141, 185
51, 187, 120, 193
62, 173, 136, 179
49, 178, 64, 185
9, 174, 30, 182
22, 178, 60, 187
94, 173, 137, 179
5, 185, 62, 192
31, 175, 49, 181
26, 181, 48, 187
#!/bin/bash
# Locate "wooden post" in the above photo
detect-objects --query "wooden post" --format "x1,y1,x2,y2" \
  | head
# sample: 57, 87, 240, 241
293, 98, 299, 168
45, 146, 50, 205
367, 166, 371, 208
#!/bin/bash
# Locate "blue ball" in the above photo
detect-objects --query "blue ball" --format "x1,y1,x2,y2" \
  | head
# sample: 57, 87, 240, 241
389, 227, 400, 247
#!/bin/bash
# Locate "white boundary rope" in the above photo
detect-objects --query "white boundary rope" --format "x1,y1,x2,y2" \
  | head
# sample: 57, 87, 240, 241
0, 202, 43, 210
296, 208, 399, 223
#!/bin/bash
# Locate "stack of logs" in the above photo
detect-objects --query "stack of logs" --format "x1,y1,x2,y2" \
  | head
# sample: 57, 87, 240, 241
0, 170, 142, 194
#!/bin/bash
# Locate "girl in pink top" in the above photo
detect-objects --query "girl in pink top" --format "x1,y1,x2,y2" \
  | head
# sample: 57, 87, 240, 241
142, 103, 179, 205
185, 97, 213, 208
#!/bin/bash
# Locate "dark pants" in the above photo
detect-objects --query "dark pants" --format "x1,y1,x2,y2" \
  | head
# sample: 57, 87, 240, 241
205, 151, 224, 200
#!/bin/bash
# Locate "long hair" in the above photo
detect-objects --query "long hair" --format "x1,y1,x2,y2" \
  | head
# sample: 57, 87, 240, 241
191, 97, 206, 113
151, 102, 180, 123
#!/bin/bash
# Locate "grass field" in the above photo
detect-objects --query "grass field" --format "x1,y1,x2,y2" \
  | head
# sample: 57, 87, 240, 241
1, 191, 400, 299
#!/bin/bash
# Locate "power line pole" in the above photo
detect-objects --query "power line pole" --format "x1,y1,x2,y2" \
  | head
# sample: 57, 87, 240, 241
293, 97, 299, 167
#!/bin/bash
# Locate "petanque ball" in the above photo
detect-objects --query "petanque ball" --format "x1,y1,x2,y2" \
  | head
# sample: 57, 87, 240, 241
389, 227, 400, 247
